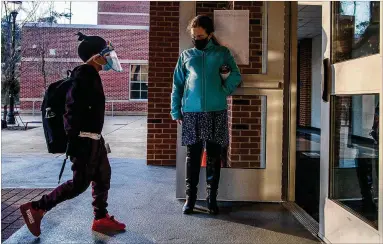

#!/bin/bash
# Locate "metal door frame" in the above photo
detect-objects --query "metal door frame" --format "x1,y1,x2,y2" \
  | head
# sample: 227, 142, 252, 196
319, 2, 383, 243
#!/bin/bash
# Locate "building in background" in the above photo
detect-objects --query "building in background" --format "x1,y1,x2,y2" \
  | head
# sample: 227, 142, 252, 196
19, 1, 149, 115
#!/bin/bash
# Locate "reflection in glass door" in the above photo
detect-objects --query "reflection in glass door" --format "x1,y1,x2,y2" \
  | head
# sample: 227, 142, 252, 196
332, 1, 380, 63
330, 94, 379, 229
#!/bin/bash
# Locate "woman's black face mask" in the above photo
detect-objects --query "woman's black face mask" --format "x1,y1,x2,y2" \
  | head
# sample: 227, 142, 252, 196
192, 37, 209, 50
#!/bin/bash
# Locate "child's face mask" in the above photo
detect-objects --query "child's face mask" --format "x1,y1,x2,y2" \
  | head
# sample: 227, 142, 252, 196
99, 41, 123, 72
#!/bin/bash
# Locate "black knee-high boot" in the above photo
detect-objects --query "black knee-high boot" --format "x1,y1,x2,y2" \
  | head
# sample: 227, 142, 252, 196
183, 142, 203, 214
206, 142, 221, 215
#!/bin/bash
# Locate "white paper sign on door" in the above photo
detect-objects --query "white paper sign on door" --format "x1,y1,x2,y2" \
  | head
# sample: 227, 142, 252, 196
214, 10, 250, 65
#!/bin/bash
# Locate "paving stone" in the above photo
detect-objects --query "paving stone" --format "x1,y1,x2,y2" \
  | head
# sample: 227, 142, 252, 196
1, 189, 14, 196
6, 189, 23, 194
1, 193, 18, 201
2, 223, 10, 231
12, 219, 26, 228
1, 204, 12, 210
2, 215, 20, 224
1, 208, 18, 216
5, 194, 28, 203
2, 227, 22, 241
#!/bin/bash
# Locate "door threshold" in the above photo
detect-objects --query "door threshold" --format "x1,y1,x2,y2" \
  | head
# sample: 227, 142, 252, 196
282, 202, 323, 242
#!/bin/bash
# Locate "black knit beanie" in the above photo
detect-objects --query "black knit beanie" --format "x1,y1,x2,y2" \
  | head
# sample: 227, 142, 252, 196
76, 32, 107, 62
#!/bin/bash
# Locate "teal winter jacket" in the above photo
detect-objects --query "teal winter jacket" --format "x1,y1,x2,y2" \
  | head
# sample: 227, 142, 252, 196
170, 40, 242, 120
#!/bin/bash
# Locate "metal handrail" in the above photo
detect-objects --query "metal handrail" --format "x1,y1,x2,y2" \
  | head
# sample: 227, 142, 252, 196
18, 98, 138, 117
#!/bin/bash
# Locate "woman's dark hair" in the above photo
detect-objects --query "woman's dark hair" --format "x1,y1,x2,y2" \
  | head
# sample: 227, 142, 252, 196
187, 15, 220, 46
76, 32, 107, 62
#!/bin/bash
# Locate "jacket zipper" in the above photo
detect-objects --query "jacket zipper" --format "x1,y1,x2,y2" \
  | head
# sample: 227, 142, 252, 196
202, 51, 206, 111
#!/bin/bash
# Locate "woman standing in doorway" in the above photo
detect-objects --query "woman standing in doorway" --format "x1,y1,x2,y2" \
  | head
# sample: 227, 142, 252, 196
171, 15, 242, 215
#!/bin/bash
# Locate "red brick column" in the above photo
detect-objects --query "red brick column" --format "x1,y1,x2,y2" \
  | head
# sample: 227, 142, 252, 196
147, 2, 179, 165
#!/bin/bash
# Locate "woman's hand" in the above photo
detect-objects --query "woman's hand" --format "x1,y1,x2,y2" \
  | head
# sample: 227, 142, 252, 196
176, 119, 183, 125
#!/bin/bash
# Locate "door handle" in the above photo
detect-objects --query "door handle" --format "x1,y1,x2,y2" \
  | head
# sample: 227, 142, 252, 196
322, 58, 331, 102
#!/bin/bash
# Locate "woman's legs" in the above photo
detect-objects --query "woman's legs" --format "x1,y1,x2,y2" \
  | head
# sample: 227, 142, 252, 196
183, 141, 203, 214
205, 141, 221, 215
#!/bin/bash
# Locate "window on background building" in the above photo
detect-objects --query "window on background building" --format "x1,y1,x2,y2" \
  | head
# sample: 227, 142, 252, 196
130, 64, 148, 100
49, 49, 56, 56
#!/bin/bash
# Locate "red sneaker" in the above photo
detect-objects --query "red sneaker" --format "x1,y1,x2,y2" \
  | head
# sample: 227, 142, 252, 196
92, 214, 126, 233
20, 202, 45, 237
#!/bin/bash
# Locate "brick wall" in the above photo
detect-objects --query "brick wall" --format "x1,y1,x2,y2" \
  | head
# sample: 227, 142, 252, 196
20, 25, 148, 114
196, 1, 264, 168
196, 2, 228, 17
98, 1, 149, 14
98, 15, 149, 26
147, 1, 179, 165
228, 96, 263, 168
298, 38, 312, 127
22, 27, 148, 60
97, 1, 149, 26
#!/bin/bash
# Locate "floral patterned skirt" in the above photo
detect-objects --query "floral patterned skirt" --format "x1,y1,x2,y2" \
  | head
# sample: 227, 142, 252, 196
181, 110, 229, 147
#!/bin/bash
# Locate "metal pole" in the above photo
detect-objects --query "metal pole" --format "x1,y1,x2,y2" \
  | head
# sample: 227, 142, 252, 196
2, 16, 11, 124
32, 101, 35, 117
6, 10, 18, 125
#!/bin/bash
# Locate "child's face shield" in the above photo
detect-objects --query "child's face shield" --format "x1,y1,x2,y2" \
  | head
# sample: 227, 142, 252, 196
100, 42, 123, 72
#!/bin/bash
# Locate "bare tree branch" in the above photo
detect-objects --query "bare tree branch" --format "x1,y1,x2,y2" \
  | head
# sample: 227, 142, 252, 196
2, 1, 73, 106
19, 2, 41, 27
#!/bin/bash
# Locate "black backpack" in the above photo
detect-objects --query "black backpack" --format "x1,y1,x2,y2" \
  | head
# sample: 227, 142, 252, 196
41, 69, 77, 154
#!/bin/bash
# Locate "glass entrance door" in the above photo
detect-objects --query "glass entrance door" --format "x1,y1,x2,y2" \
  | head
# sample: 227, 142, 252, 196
320, 1, 382, 243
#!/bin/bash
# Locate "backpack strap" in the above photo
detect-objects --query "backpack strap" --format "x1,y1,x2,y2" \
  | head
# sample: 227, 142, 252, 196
58, 156, 68, 184
69, 65, 87, 79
